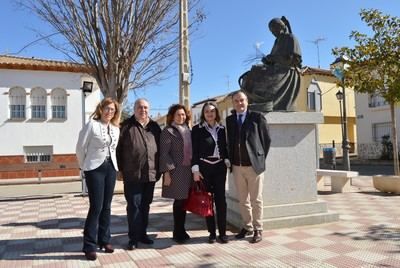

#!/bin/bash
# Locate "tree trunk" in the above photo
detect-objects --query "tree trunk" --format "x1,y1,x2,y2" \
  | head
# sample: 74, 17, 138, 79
390, 102, 399, 175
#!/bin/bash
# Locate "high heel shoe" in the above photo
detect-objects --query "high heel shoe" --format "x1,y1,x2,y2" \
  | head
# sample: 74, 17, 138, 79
84, 251, 97, 261
99, 244, 114, 253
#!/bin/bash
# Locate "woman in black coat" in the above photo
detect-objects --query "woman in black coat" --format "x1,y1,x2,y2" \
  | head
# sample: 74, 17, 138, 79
191, 102, 230, 244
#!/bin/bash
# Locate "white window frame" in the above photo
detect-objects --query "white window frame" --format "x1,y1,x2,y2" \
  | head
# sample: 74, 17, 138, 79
372, 122, 391, 142
24, 146, 53, 163
51, 88, 67, 120
369, 93, 388, 108
30, 87, 47, 120
307, 81, 322, 111
9, 87, 26, 120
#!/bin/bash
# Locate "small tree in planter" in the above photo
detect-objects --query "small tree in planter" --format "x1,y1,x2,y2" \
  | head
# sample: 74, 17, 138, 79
333, 8, 400, 176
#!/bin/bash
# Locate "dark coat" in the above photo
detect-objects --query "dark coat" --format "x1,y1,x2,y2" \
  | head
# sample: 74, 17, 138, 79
159, 125, 192, 199
116, 116, 161, 183
226, 110, 271, 175
191, 122, 228, 168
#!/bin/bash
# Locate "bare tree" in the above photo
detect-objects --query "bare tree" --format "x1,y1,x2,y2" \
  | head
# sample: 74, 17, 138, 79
19, 0, 204, 104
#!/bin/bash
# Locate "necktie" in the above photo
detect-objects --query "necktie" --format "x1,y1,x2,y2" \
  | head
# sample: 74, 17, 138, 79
237, 114, 243, 129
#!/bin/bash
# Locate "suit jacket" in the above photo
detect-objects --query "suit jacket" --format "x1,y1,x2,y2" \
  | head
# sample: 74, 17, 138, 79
191, 122, 228, 170
76, 119, 120, 171
226, 110, 271, 175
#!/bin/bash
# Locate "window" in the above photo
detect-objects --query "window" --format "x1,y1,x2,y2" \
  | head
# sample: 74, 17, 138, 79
24, 146, 53, 163
9, 87, 26, 119
51, 88, 67, 119
307, 81, 322, 111
369, 93, 388, 108
31, 87, 47, 119
52, 105, 65, 119
372, 122, 391, 142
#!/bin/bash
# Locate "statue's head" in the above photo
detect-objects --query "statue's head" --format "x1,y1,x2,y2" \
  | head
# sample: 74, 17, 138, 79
268, 18, 287, 37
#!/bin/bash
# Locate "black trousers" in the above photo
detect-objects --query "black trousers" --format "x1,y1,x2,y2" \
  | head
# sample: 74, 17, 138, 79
200, 161, 227, 236
124, 181, 156, 245
83, 159, 116, 252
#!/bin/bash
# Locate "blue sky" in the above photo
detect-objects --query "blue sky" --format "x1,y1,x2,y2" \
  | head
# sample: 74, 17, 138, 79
1, 0, 400, 116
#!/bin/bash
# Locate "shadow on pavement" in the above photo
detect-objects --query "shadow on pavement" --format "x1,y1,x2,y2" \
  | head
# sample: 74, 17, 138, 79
358, 191, 400, 197
0, 195, 63, 202
332, 224, 400, 253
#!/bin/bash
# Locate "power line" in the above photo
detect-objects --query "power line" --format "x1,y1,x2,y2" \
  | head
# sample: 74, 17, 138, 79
9, 32, 60, 55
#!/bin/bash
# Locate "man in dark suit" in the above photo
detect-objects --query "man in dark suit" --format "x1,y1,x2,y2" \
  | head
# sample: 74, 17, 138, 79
226, 90, 271, 243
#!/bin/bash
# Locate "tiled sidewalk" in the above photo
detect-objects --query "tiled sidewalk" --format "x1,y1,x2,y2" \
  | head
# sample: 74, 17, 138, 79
0, 182, 399, 267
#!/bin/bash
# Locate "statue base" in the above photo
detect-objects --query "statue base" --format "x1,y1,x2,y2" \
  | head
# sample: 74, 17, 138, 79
226, 112, 339, 230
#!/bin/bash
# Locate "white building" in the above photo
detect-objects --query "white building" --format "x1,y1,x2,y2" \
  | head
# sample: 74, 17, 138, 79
355, 92, 395, 159
0, 55, 101, 180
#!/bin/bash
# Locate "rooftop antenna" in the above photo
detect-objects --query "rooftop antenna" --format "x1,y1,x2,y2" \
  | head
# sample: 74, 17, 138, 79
308, 37, 326, 68
254, 41, 264, 59
225, 75, 230, 91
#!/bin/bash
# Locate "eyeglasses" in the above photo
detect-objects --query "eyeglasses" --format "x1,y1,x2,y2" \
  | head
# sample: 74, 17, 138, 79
103, 107, 115, 113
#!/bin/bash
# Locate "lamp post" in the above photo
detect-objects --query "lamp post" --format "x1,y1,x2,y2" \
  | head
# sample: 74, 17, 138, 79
80, 81, 93, 195
335, 90, 344, 140
331, 57, 351, 171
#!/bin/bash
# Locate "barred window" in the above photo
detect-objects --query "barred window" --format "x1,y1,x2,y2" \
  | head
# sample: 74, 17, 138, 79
372, 122, 391, 142
9, 87, 26, 119
369, 93, 388, 108
51, 88, 67, 119
24, 146, 53, 163
31, 87, 47, 119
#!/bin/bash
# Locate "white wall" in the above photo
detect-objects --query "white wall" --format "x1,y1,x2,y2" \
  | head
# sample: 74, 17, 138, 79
355, 93, 393, 144
355, 92, 400, 158
0, 69, 101, 155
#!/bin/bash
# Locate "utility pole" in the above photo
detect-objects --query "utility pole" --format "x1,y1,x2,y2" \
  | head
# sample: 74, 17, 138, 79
309, 37, 325, 68
179, 0, 190, 110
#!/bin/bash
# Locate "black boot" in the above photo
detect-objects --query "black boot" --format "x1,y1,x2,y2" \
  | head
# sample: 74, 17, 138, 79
172, 200, 189, 243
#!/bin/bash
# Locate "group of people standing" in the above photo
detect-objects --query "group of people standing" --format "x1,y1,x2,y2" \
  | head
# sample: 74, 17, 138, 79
75, 90, 271, 261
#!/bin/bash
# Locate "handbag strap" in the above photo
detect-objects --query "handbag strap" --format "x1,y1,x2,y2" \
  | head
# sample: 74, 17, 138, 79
194, 180, 208, 192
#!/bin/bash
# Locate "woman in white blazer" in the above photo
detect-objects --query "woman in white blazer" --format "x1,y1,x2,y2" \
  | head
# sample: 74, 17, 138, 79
76, 97, 120, 261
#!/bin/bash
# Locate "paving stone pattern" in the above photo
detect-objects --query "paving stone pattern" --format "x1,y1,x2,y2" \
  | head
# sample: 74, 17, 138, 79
0, 183, 399, 267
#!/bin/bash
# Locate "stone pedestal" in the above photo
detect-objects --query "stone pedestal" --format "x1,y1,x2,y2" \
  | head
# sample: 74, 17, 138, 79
227, 112, 339, 230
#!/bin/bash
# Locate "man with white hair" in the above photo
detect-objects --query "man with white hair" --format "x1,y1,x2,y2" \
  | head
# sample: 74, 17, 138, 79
117, 98, 161, 250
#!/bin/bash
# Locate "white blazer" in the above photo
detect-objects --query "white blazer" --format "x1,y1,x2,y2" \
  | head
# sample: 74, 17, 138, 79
76, 119, 120, 171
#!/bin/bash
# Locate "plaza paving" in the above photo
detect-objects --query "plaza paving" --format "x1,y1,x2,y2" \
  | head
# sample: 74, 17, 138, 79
0, 179, 399, 267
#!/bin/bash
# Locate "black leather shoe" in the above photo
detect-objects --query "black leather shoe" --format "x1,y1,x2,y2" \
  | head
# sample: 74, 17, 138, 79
172, 236, 186, 244
99, 243, 114, 253
127, 242, 138, 250
218, 235, 229, 244
140, 236, 154, 245
235, 228, 253, 239
84, 251, 97, 261
208, 233, 216, 244
250, 230, 262, 243
183, 232, 191, 240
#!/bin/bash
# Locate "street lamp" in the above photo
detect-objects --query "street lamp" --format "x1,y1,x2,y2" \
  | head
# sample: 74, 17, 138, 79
80, 81, 93, 128
80, 81, 93, 195
335, 90, 344, 140
331, 56, 351, 171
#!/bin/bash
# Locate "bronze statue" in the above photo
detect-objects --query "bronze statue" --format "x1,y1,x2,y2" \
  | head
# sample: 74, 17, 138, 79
239, 16, 302, 112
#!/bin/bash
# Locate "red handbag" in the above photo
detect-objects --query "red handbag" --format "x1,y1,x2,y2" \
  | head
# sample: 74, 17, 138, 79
184, 181, 214, 217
